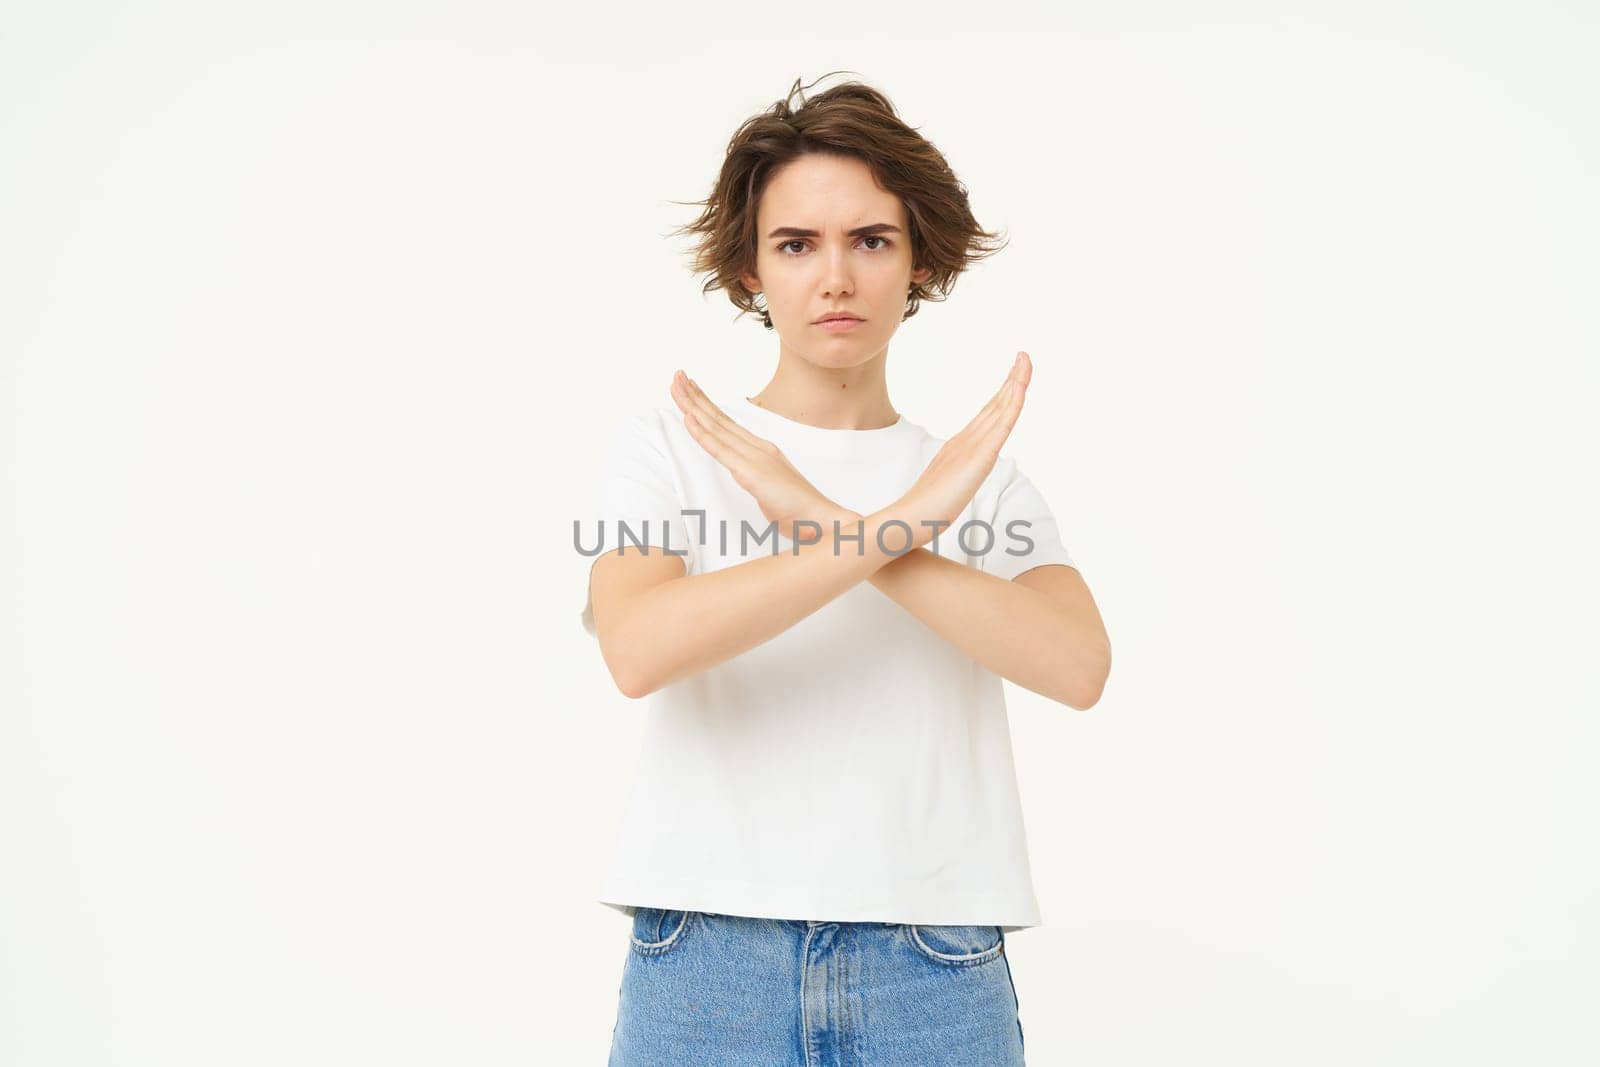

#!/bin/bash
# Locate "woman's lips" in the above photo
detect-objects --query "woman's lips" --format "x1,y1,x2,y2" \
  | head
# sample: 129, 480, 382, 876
815, 317, 864, 332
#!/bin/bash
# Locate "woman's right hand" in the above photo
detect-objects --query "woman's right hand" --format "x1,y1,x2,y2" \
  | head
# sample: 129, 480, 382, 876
897, 351, 1032, 550
670, 370, 852, 545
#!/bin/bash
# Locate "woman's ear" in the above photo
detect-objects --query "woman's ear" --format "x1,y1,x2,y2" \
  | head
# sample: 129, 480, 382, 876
740, 271, 762, 296
911, 265, 932, 286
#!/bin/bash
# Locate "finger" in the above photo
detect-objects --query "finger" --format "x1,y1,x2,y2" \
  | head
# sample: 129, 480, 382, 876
676, 385, 772, 474
981, 353, 1032, 428
965, 373, 1029, 454
1012, 351, 1033, 391
676, 387, 769, 479
956, 353, 1029, 441
670, 372, 759, 452
986, 352, 1030, 414
680, 375, 778, 455
991, 369, 1030, 431
967, 353, 1028, 431
975, 378, 1027, 453
681, 410, 747, 475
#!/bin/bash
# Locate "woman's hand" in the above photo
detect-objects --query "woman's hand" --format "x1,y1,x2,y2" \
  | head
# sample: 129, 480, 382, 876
670, 371, 856, 544
897, 351, 1032, 550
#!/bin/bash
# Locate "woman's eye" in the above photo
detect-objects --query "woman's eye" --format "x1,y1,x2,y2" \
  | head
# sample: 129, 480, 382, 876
777, 237, 891, 255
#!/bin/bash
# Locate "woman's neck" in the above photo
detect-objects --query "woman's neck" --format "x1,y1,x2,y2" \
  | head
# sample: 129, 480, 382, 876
750, 352, 899, 431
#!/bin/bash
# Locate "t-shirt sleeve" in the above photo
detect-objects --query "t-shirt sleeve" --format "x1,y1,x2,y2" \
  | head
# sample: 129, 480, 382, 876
579, 411, 693, 637
976, 457, 1076, 582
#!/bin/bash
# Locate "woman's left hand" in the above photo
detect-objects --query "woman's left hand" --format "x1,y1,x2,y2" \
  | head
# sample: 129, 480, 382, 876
670, 371, 856, 544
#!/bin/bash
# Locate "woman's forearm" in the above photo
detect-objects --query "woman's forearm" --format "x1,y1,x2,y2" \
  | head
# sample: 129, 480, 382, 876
868, 547, 1110, 709
609, 507, 911, 698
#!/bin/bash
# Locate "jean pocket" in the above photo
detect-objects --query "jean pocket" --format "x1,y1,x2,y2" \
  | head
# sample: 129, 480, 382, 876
629, 907, 694, 957
905, 923, 1005, 967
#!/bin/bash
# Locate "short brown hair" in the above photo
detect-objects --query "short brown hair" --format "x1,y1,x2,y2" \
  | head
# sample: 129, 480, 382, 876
669, 73, 1008, 327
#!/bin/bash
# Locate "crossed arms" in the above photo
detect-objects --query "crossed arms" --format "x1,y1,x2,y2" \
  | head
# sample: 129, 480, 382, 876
586, 355, 1112, 709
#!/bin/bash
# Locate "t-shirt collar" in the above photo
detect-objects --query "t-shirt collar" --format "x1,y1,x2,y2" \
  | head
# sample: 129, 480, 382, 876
727, 395, 922, 460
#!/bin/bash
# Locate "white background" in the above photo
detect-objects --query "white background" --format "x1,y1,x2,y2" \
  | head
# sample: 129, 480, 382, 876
4, 2, 1595, 1064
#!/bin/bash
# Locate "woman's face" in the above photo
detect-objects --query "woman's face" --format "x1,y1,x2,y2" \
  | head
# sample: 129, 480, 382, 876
741, 153, 932, 369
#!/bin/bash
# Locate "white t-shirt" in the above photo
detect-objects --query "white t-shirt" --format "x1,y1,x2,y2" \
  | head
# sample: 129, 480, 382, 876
579, 395, 1076, 932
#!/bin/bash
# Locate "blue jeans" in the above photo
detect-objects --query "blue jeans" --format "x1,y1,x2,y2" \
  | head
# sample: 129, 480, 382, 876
608, 909, 1027, 1065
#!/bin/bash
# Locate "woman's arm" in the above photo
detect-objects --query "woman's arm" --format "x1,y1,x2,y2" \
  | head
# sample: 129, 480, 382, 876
590, 355, 1036, 699
867, 551, 1111, 709
589, 506, 909, 698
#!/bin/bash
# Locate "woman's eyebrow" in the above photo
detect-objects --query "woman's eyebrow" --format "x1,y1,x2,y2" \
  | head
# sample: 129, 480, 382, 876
766, 223, 903, 238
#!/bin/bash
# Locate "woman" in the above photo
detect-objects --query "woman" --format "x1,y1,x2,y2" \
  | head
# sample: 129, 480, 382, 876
580, 74, 1112, 1066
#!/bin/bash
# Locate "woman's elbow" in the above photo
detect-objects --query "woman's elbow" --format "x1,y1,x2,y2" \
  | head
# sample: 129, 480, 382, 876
596, 629, 655, 700
1060, 643, 1111, 711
